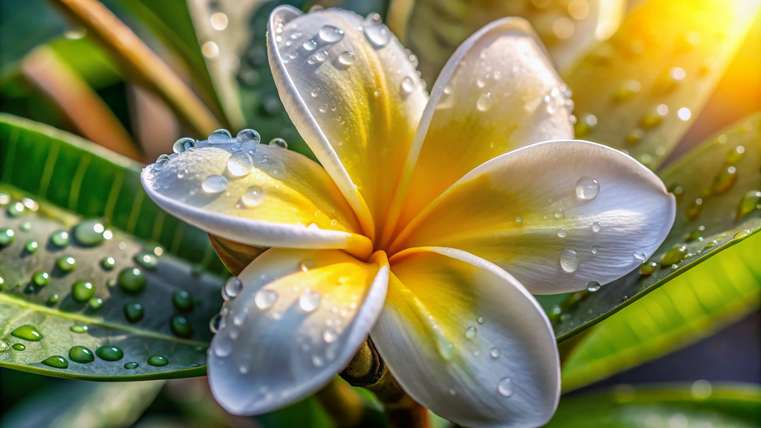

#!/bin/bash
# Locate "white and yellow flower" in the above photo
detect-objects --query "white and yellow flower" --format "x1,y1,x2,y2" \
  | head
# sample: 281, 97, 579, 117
142, 6, 675, 426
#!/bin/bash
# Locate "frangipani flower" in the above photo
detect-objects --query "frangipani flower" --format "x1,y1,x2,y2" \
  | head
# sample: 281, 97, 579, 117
141, 6, 675, 427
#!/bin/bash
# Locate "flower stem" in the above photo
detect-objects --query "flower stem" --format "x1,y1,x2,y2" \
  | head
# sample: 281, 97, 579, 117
342, 340, 430, 428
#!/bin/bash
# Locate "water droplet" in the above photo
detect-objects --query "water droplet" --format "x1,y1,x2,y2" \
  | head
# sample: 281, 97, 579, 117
6, 201, 25, 217
660, 244, 688, 267
633, 251, 647, 262
46, 294, 60, 306
134, 251, 158, 270
23, 239, 38, 254
173, 137, 195, 153
69, 345, 94, 363
70, 324, 88, 334
209, 314, 221, 333
210, 11, 228, 31
677, 107, 692, 122
336, 51, 355, 68
123, 303, 144, 323
173, 289, 194, 312
363, 13, 390, 48
124, 361, 139, 369
323, 328, 338, 343
557, 229, 567, 238
477, 316, 485, 325
202, 175, 228, 194
72, 280, 95, 303
318, 25, 344, 43
100, 256, 116, 271
712, 165, 737, 194
268, 137, 288, 149
687, 198, 704, 220
226, 152, 253, 178
639, 260, 658, 276
32, 271, 49, 287
497, 377, 513, 397
586, 281, 601, 292
240, 186, 264, 208
302, 39, 318, 51
560, 249, 579, 273
118, 267, 146, 294
0, 228, 15, 247
736, 190, 761, 220
299, 289, 322, 313
50, 230, 70, 248
42, 355, 68, 369
56, 255, 77, 273
11, 325, 43, 341
223, 277, 243, 300
400, 76, 415, 97
235, 129, 261, 145
96, 345, 124, 361
88, 297, 103, 310
476, 92, 494, 112
73, 219, 105, 246
575, 176, 600, 201
613, 79, 641, 101
254, 289, 278, 310
146, 354, 169, 367
312, 355, 324, 367
171, 315, 192, 338
640, 104, 669, 128
12, 343, 25, 351
0, 340, 8, 352
465, 325, 477, 340
489, 347, 500, 359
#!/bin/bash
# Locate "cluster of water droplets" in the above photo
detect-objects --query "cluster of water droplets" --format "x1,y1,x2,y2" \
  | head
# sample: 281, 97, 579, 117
210, 258, 364, 377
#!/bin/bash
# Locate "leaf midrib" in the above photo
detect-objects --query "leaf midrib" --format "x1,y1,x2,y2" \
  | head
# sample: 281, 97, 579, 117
0, 292, 207, 347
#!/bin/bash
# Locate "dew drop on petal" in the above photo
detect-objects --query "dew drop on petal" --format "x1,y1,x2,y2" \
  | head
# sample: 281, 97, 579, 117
575, 176, 599, 201
298, 289, 321, 313
223, 277, 243, 300
591, 222, 601, 233
465, 326, 477, 340
318, 25, 344, 43
254, 289, 278, 310
560, 249, 579, 273
202, 175, 228, 194
489, 347, 500, 359
400, 76, 415, 97
497, 377, 513, 397
268, 137, 288, 149
208, 129, 232, 144
363, 13, 390, 48
476, 92, 493, 112
240, 186, 264, 208
236, 128, 261, 144
336, 51, 355, 68
227, 152, 253, 177
586, 281, 601, 292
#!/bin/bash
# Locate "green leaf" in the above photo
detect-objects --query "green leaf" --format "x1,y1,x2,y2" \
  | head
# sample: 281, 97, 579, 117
387, 0, 625, 83
547, 383, 761, 427
235, 0, 314, 158
0, 0, 66, 79
115, 0, 230, 126
1, 378, 163, 428
567, 0, 760, 169
0, 114, 225, 379
557, 113, 761, 389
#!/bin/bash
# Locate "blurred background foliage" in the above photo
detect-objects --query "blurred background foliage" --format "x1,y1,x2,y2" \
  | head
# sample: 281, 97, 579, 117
0, 0, 759, 427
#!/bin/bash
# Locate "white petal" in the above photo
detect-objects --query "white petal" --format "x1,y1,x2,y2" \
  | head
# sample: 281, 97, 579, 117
373, 247, 559, 427
208, 249, 388, 415
141, 141, 372, 257
393, 140, 676, 294
267, 6, 428, 239
390, 17, 573, 237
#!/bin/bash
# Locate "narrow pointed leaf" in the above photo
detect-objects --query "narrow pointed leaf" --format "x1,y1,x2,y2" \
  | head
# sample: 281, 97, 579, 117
2, 379, 164, 428
0, 114, 224, 379
567, 0, 760, 169
547, 383, 761, 427
556, 113, 761, 387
